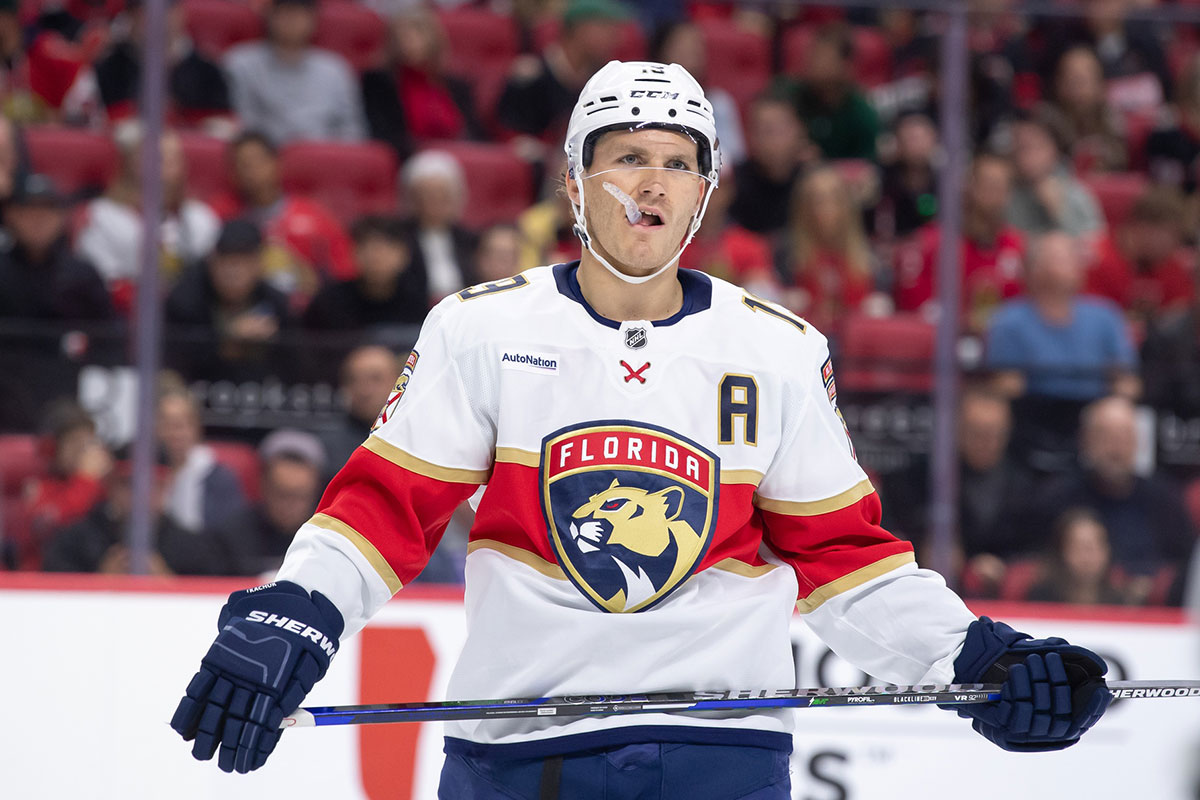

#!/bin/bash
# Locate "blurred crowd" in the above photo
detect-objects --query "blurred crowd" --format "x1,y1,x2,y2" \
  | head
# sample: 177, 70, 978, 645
2, 0, 1200, 608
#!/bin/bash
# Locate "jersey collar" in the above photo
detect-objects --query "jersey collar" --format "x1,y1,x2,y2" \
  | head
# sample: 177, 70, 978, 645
552, 261, 712, 330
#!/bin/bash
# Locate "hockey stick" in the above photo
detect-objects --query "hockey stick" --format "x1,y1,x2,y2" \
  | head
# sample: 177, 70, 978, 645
281, 680, 1200, 728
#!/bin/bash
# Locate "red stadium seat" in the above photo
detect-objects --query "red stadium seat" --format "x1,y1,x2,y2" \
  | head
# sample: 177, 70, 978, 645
695, 19, 770, 112
780, 25, 894, 87
24, 126, 118, 198
314, 2, 387, 73
209, 440, 261, 502
437, 7, 520, 123
0, 434, 41, 498
836, 314, 935, 394
414, 142, 534, 230
280, 141, 398, 226
1082, 171, 1150, 229
178, 132, 234, 206
182, 0, 263, 59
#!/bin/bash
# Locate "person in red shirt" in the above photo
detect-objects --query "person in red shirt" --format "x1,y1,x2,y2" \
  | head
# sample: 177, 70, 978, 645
18, 399, 112, 570
776, 164, 883, 333
1084, 186, 1195, 320
210, 131, 355, 309
893, 153, 1025, 332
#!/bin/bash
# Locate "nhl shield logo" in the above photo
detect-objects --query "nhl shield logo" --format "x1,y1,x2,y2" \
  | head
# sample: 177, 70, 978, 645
624, 326, 647, 350
540, 421, 719, 613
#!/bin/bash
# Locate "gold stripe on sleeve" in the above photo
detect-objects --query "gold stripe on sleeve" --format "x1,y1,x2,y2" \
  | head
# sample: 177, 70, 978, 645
467, 539, 567, 581
363, 436, 490, 484
720, 469, 764, 486
753, 478, 875, 516
794, 552, 916, 614
711, 558, 779, 578
308, 512, 403, 595
495, 447, 541, 468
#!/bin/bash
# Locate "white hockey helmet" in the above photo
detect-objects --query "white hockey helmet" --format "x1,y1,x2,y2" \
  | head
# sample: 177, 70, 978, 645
564, 60, 722, 284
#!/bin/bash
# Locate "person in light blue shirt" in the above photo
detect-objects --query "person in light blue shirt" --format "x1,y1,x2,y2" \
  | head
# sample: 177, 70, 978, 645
986, 231, 1139, 401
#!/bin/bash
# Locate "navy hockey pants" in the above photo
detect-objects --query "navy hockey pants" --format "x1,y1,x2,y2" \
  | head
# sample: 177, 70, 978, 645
437, 741, 792, 799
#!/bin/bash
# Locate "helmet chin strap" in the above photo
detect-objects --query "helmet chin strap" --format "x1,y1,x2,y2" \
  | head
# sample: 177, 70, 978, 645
570, 170, 716, 286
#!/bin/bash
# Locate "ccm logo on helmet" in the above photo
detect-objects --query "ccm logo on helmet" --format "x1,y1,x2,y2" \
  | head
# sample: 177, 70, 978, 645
629, 90, 680, 99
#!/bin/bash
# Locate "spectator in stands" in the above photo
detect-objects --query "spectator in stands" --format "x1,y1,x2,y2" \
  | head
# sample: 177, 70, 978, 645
651, 20, 746, 166
987, 231, 1137, 402
226, 429, 325, 575
882, 387, 1038, 598
400, 150, 477, 301
1085, 187, 1194, 321
43, 449, 246, 575
1027, 508, 1126, 606
1006, 111, 1106, 241
516, 154, 580, 269
986, 232, 1137, 473
679, 167, 774, 294
776, 22, 880, 161
14, 399, 112, 570
1042, 46, 1127, 173
1142, 270, 1200, 417
775, 165, 885, 333
497, 0, 629, 141
155, 379, 247, 538
0, 173, 112, 322
893, 152, 1025, 332
0, 116, 29, 227
92, 0, 231, 130
212, 131, 356, 302
1146, 54, 1200, 197
164, 219, 293, 383
728, 94, 816, 237
0, 0, 101, 126
474, 223, 524, 283
875, 111, 939, 240
968, 0, 1038, 145
1032, 396, 1194, 602
76, 122, 220, 312
317, 344, 399, 479
362, 7, 481, 159
224, 0, 366, 144
303, 215, 427, 335
1048, 0, 1171, 109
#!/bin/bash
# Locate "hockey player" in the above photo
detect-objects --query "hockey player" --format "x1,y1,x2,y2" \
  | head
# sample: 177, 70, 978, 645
172, 62, 1112, 797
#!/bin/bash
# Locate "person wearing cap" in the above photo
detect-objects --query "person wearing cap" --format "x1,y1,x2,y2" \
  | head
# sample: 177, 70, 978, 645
497, 0, 632, 140
173, 61, 1112, 791
0, 172, 112, 321
221, 429, 327, 576
223, 0, 366, 144
164, 218, 293, 383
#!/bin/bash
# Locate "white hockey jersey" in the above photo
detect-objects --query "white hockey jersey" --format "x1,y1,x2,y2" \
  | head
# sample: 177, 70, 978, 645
277, 262, 976, 756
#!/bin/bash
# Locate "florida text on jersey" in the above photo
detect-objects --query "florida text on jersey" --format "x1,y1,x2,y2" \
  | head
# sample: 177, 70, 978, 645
277, 262, 975, 756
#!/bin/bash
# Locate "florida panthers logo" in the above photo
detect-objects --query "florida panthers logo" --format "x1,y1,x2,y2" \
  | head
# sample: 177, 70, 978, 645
541, 422, 719, 613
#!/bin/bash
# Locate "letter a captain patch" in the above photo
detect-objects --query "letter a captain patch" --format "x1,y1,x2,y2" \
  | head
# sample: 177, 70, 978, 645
372, 350, 419, 432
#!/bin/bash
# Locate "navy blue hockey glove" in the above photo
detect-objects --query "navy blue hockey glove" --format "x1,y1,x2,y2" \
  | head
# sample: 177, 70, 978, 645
170, 581, 344, 773
947, 616, 1111, 752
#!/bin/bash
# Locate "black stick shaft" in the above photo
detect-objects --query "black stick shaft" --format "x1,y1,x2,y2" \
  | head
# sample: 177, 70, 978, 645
281, 680, 1200, 728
